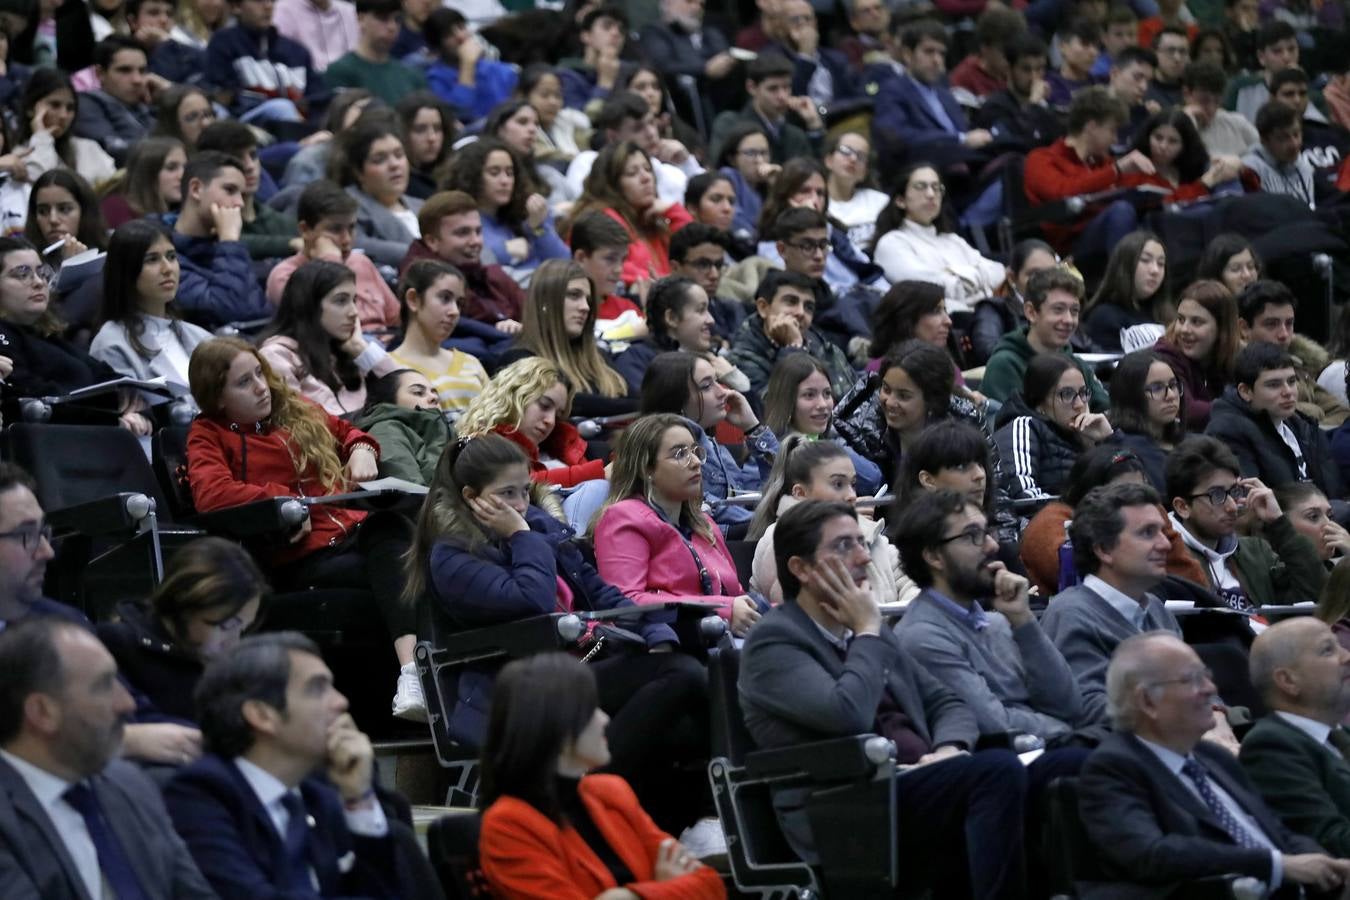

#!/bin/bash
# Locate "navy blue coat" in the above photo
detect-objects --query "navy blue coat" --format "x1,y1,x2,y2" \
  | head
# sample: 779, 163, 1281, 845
867, 63, 972, 166
428, 506, 678, 746
164, 752, 401, 899
165, 215, 274, 328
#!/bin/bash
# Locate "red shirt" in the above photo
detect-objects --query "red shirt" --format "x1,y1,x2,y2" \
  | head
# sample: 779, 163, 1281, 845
1023, 137, 1122, 251
950, 54, 1005, 98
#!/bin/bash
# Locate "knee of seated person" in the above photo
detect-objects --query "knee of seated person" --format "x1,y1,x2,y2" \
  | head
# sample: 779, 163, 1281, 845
967, 747, 1028, 782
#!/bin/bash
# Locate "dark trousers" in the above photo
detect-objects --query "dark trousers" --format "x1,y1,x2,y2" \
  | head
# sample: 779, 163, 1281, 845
592, 650, 710, 834
273, 511, 417, 638
895, 748, 1027, 900
1073, 199, 1140, 264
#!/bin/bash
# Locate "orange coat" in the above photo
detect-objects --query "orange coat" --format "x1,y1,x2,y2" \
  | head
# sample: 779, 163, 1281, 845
479, 775, 726, 900
1020, 501, 1205, 597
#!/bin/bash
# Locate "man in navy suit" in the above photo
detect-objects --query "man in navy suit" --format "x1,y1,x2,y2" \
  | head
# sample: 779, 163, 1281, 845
1078, 631, 1350, 899
0, 617, 216, 898
763, 0, 859, 109
164, 632, 405, 899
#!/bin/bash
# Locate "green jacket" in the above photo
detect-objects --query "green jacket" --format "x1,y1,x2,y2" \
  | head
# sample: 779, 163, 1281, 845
727, 312, 856, 401
978, 328, 1109, 411
1182, 513, 1327, 608
242, 202, 298, 261
352, 402, 452, 486
1240, 714, 1350, 857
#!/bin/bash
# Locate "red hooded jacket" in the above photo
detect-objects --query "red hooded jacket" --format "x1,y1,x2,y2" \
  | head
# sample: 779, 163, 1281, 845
492, 422, 605, 488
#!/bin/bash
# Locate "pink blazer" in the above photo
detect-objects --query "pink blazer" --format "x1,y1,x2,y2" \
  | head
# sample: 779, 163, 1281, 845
593, 497, 743, 620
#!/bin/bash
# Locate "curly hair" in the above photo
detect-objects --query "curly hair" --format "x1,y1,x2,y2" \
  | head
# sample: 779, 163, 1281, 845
457, 356, 575, 438
188, 337, 349, 494
443, 137, 532, 234
595, 412, 713, 542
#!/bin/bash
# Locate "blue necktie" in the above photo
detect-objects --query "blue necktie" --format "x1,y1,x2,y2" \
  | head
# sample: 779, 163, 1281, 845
279, 791, 313, 891
1180, 758, 1264, 850
63, 781, 150, 900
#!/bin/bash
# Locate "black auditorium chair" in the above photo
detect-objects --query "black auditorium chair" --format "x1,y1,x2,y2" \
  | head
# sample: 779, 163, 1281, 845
426, 812, 492, 900
707, 643, 901, 899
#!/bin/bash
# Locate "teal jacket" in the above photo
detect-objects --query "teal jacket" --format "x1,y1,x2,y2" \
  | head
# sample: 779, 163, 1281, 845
352, 403, 452, 486
979, 327, 1109, 411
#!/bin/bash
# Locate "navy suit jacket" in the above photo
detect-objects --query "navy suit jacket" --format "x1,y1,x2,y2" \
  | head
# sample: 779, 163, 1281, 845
0, 756, 215, 900
164, 753, 400, 899
869, 64, 970, 163
764, 41, 859, 102
1078, 731, 1323, 899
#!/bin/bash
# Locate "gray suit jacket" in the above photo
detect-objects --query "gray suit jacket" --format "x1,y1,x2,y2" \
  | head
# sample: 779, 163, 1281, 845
1040, 583, 1181, 726
738, 600, 978, 859
346, 186, 424, 268
0, 755, 217, 900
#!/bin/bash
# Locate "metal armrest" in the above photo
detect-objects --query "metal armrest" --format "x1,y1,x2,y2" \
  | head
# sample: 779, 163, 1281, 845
744, 734, 894, 782
187, 497, 308, 537
47, 493, 157, 537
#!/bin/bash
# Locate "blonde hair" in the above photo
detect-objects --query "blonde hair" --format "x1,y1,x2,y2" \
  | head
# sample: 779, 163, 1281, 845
516, 259, 627, 398
458, 357, 575, 439
594, 413, 713, 542
187, 337, 348, 493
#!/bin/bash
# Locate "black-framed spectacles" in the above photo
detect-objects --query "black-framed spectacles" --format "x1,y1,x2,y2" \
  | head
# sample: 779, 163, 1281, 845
938, 526, 992, 548
1143, 379, 1183, 399
1189, 485, 1247, 506
1054, 387, 1092, 405
0, 522, 52, 553
784, 239, 830, 255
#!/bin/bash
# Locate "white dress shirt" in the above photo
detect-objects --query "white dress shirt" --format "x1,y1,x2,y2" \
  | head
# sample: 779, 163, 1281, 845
0, 749, 105, 899
1082, 575, 1150, 631
1275, 710, 1339, 757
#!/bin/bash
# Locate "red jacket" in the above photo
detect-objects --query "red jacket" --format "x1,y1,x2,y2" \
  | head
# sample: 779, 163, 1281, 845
1119, 168, 1261, 203
480, 774, 726, 900
1023, 137, 1123, 251
186, 411, 379, 565
950, 54, 1004, 98
492, 422, 605, 488
398, 240, 525, 326
604, 203, 694, 287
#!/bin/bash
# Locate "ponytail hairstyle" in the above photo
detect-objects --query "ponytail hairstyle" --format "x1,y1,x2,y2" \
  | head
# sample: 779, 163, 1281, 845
404, 433, 534, 604
646, 275, 703, 352
747, 435, 850, 540
187, 337, 348, 493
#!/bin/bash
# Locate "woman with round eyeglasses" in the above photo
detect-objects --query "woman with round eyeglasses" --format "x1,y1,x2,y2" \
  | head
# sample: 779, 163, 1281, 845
0, 236, 152, 433
1106, 350, 1189, 493
995, 353, 1115, 514
870, 162, 1005, 313
822, 131, 889, 250
97, 537, 266, 726
594, 413, 767, 637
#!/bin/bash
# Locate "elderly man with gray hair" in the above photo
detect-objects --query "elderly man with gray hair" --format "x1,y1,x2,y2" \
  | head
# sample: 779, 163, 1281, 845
1240, 618, 1350, 857
1077, 631, 1348, 898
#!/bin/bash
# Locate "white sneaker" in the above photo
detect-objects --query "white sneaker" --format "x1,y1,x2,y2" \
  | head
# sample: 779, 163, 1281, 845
392, 662, 427, 722
679, 816, 728, 861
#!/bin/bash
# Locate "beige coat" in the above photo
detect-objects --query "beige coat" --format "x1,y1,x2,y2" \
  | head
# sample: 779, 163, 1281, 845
749, 495, 919, 607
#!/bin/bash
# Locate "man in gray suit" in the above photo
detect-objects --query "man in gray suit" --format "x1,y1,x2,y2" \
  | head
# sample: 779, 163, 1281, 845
1041, 482, 1182, 724
739, 499, 1028, 900
0, 617, 216, 899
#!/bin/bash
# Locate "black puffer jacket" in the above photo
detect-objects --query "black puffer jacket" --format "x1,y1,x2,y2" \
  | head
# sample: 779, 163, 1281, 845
993, 394, 1084, 512
1204, 386, 1345, 497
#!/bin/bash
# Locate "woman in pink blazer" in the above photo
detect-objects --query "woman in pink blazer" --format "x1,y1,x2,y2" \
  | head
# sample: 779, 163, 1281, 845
593, 413, 769, 638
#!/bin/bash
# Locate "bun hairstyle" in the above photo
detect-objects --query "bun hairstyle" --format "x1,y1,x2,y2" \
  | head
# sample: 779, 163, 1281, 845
747, 435, 850, 540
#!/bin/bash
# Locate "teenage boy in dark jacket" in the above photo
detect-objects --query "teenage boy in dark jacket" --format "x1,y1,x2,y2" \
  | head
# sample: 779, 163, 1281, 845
205, 0, 329, 123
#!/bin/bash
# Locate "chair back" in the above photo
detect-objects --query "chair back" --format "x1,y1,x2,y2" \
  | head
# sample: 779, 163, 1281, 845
709, 643, 758, 767
724, 540, 757, 592
3, 423, 166, 513
151, 426, 196, 522
426, 813, 493, 900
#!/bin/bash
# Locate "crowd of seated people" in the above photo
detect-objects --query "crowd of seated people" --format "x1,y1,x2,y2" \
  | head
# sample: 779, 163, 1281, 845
12, 0, 1350, 894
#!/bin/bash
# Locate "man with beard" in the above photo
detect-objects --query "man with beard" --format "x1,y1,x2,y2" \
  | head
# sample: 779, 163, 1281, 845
893, 490, 1084, 745
1041, 482, 1182, 725
1241, 618, 1350, 856
0, 617, 216, 898
739, 499, 1029, 900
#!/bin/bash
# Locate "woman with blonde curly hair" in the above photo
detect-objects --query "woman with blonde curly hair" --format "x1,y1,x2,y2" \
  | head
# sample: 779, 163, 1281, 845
185, 336, 424, 720
593, 413, 767, 638
564, 140, 693, 287
499, 258, 634, 417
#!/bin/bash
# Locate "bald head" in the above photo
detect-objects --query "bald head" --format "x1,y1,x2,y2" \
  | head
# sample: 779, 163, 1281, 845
1250, 618, 1350, 723
1107, 632, 1216, 752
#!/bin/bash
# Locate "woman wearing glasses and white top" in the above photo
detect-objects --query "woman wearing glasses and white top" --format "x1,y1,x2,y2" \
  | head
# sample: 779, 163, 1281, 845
994, 353, 1114, 514
870, 163, 1006, 313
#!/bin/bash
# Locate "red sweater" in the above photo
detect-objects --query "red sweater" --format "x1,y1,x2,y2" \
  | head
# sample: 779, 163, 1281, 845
605, 203, 694, 287
186, 409, 379, 565
1023, 137, 1123, 251
492, 422, 605, 488
480, 774, 726, 900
